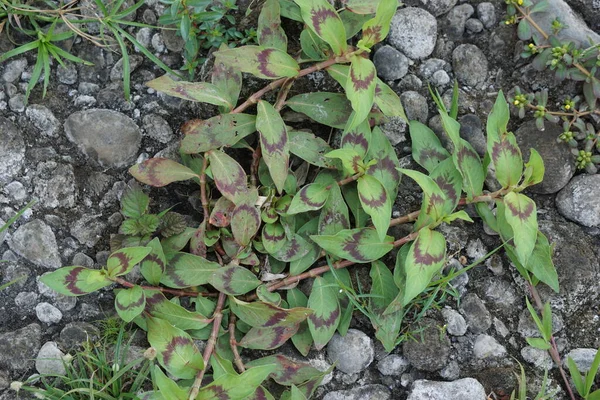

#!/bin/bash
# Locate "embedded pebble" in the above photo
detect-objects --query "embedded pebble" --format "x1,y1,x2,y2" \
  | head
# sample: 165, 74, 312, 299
35, 302, 63, 324
373, 45, 409, 81
400, 91, 428, 123
2, 58, 28, 83
473, 334, 507, 360
26, 105, 60, 137
522, 346, 554, 370
445, 4, 475, 39
9, 220, 61, 269
403, 318, 450, 372
556, 175, 600, 227
442, 308, 467, 336
564, 348, 599, 373
377, 354, 410, 376
452, 44, 488, 87
477, 2, 497, 28
35, 341, 66, 375
460, 294, 491, 334
327, 329, 374, 375
388, 7, 437, 60
407, 378, 486, 400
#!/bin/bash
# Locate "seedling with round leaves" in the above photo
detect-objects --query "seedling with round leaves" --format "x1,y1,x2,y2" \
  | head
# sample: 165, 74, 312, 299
40, 1, 558, 398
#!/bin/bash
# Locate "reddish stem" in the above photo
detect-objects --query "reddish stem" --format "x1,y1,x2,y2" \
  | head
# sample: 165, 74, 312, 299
113, 277, 216, 297
229, 313, 246, 373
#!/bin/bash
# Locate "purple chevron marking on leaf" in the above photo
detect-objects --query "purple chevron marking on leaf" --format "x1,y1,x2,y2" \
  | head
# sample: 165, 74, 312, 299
309, 308, 340, 328
506, 200, 534, 220
116, 292, 145, 311
413, 240, 445, 266
64, 267, 85, 295
359, 187, 387, 208
257, 49, 279, 78
310, 8, 338, 36
162, 336, 192, 365
350, 67, 375, 91
491, 138, 520, 163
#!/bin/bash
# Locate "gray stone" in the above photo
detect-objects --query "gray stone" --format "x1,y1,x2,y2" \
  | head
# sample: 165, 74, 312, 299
110, 55, 143, 82
142, 9, 156, 24
431, 70, 450, 86
460, 293, 492, 334
459, 114, 486, 156
564, 348, 599, 373
400, 91, 428, 123
8, 94, 25, 113
522, 346, 554, 370
377, 354, 410, 376
452, 44, 488, 87
477, 3, 497, 28
473, 334, 507, 360
0, 369, 9, 390
143, 114, 174, 143
70, 214, 108, 247
72, 252, 94, 267
403, 318, 450, 372
2, 59, 27, 83
398, 74, 422, 91
0, 117, 26, 185
0, 323, 42, 372
74, 95, 97, 107
323, 384, 391, 400
466, 18, 484, 33
439, 360, 460, 380
35, 302, 63, 324
373, 45, 409, 81
441, 308, 467, 336
9, 220, 61, 269
419, 58, 448, 80
162, 28, 185, 52
14, 291, 39, 309
381, 116, 407, 146
389, 8, 437, 60
418, 0, 457, 16
26, 105, 60, 137
466, 238, 487, 260
327, 329, 374, 374
445, 4, 475, 39
78, 82, 100, 95
57, 63, 78, 85
407, 378, 487, 400
60, 322, 100, 349
530, 0, 600, 46
482, 278, 518, 309
64, 109, 142, 168
515, 120, 575, 194
33, 163, 76, 209
518, 307, 564, 338
135, 27, 153, 51
3, 181, 27, 202
35, 342, 66, 375
152, 33, 166, 53
556, 175, 600, 227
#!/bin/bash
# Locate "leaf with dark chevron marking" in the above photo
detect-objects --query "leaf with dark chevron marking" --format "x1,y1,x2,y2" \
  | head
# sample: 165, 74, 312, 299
287, 289, 313, 356
409, 121, 450, 173
318, 184, 350, 235
341, 119, 370, 158
231, 203, 261, 246
146, 75, 232, 108
369, 261, 402, 352
286, 93, 352, 129
366, 126, 401, 199
262, 222, 287, 254
106, 247, 152, 277
40, 266, 112, 297
402, 228, 446, 306
325, 148, 364, 176
340, 10, 372, 39
503, 192, 537, 266
307, 276, 340, 350
287, 183, 330, 214
209, 264, 261, 295
146, 316, 204, 379
246, 355, 323, 386
209, 197, 235, 227
345, 55, 376, 130
239, 325, 300, 350
208, 150, 250, 205
256, 101, 290, 193
215, 45, 299, 79
295, 0, 347, 55
374, 78, 408, 120
258, 0, 288, 51
161, 252, 220, 288
399, 168, 448, 228
130, 158, 199, 188
357, 0, 397, 48
340, 0, 381, 14
140, 238, 165, 285
357, 174, 391, 241
211, 51, 242, 112
429, 157, 463, 215
311, 228, 393, 263
231, 298, 312, 328
115, 285, 145, 322
144, 290, 211, 331
181, 114, 256, 154
196, 364, 276, 399
272, 234, 311, 262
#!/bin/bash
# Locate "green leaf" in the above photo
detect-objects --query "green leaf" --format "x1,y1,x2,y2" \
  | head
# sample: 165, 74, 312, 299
374, 79, 408, 120
522, 148, 545, 188
311, 228, 394, 263
208, 150, 250, 205
300, 28, 329, 60
357, 175, 391, 241
140, 238, 166, 285
402, 228, 446, 306
262, 222, 287, 254
518, 19, 532, 40
442, 210, 473, 224
272, 234, 311, 262
325, 148, 364, 176
567, 357, 585, 395
215, 45, 299, 79
181, 114, 256, 154
345, 55, 376, 129
526, 337, 551, 350
231, 203, 261, 246
161, 253, 220, 288
289, 130, 333, 168
121, 185, 149, 218
357, 0, 397, 48
246, 355, 323, 386
340, 10, 373, 39
585, 348, 600, 395
409, 121, 450, 173
318, 182, 350, 235
429, 157, 463, 215
369, 260, 398, 312
153, 365, 188, 399
400, 168, 448, 227
145, 291, 211, 331
146, 75, 232, 109
507, 232, 559, 293
307, 276, 340, 350
239, 325, 300, 350
40, 267, 112, 296
209, 264, 261, 295
231, 298, 312, 328
209, 197, 235, 227
341, 119, 371, 158
212, 51, 242, 112
286, 92, 352, 129
287, 289, 313, 356
366, 126, 402, 199
503, 192, 537, 266
115, 285, 146, 322
147, 317, 204, 379
287, 184, 331, 214
342, 0, 380, 13
342, 184, 370, 228
130, 158, 199, 187
196, 365, 277, 400
294, 0, 347, 55
542, 301, 553, 339
107, 247, 153, 277
256, 101, 290, 193
258, 0, 288, 51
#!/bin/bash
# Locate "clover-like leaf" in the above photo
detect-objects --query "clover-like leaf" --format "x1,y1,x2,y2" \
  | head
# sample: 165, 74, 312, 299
231, 203, 261, 246
402, 228, 446, 306
286, 93, 352, 129
503, 192, 538, 266
40, 267, 112, 297
256, 100, 290, 193
181, 114, 256, 154
345, 55, 376, 130
208, 150, 250, 205
307, 276, 340, 350
311, 228, 394, 263
295, 0, 347, 55
209, 264, 261, 295
357, 174, 391, 241
107, 247, 153, 277
161, 252, 220, 288
146, 75, 232, 109
146, 316, 204, 379
115, 285, 146, 322
130, 159, 199, 188
215, 45, 299, 79
258, 0, 288, 51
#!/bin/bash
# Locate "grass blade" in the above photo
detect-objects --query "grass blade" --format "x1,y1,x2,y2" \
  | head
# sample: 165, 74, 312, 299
0, 39, 39, 63
111, 26, 131, 100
